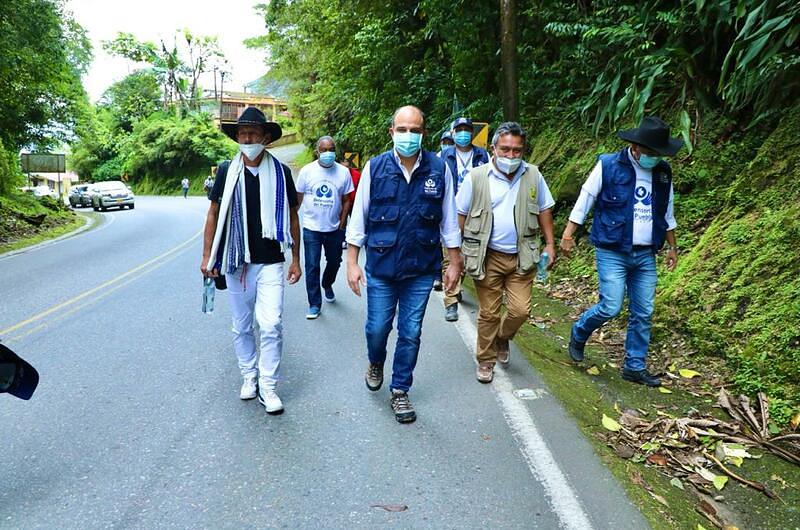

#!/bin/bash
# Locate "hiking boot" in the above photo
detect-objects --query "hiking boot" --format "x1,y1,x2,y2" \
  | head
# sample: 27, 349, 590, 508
432, 279, 443, 291
258, 388, 284, 414
621, 368, 661, 387
444, 303, 459, 322
306, 306, 321, 319
568, 326, 585, 362
239, 375, 258, 400
365, 363, 383, 391
390, 389, 416, 423
495, 337, 510, 365
476, 362, 495, 383
323, 286, 336, 303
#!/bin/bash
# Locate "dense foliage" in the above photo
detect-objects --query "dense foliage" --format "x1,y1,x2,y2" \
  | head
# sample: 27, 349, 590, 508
0, 0, 91, 194
254, 0, 800, 421
253, 0, 799, 155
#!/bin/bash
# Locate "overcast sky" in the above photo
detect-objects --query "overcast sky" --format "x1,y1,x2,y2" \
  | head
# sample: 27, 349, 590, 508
67, 0, 269, 101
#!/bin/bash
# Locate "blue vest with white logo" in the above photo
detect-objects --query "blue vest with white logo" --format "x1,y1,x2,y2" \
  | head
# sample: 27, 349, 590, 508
589, 148, 672, 252
441, 145, 489, 192
366, 150, 445, 281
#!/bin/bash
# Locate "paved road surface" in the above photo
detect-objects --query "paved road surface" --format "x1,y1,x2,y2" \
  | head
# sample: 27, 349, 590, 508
0, 145, 648, 529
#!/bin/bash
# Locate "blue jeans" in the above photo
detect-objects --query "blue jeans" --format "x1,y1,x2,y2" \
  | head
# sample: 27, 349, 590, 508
365, 272, 435, 392
303, 228, 345, 308
573, 247, 657, 371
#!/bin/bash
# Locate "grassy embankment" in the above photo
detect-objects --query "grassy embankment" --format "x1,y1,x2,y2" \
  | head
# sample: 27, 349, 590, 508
0, 191, 85, 254
483, 107, 800, 529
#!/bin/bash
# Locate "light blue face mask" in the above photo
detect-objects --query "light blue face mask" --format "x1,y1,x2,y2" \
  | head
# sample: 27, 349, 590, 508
638, 153, 662, 169
454, 131, 473, 147
318, 151, 336, 167
393, 132, 422, 157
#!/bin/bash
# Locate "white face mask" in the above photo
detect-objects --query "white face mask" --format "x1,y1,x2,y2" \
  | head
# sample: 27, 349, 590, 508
239, 143, 264, 160
495, 156, 522, 175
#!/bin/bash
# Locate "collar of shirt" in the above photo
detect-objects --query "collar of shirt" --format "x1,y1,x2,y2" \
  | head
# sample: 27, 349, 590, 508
392, 149, 422, 183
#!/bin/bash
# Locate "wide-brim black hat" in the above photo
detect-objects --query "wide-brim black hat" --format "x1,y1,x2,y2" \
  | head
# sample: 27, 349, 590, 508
221, 106, 282, 144
616, 116, 683, 157
0, 343, 39, 400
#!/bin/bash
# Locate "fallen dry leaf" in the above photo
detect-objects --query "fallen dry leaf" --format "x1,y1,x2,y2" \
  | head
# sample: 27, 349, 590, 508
679, 369, 701, 379
646, 453, 668, 466
602, 414, 622, 432
658, 387, 673, 394
586, 365, 600, 376
791, 412, 800, 431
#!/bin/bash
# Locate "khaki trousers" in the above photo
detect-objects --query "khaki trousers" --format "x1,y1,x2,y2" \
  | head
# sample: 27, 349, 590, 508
441, 245, 463, 307
474, 249, 534, 363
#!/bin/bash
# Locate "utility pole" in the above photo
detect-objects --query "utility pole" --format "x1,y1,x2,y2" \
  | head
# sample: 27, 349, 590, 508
500, 0, 518, 121
219, 71, 226, 126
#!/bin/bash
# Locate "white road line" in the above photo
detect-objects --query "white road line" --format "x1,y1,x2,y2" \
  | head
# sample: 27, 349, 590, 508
447, 298, 594, 530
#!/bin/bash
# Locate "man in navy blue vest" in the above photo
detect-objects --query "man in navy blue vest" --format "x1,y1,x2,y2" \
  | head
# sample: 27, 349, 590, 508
345, 105, 463, 423
437, 117, 490, 321
560, 116, 682, 387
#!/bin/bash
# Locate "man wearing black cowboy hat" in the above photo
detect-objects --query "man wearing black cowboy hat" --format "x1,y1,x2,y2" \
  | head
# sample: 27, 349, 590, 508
201, 106, 301, 414
559, 116, 682, 387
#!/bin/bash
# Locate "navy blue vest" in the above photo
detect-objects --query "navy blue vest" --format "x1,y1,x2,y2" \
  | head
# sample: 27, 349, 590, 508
441, 145, 490, 192
366, 150, 446, 281
589, 148, 672, 252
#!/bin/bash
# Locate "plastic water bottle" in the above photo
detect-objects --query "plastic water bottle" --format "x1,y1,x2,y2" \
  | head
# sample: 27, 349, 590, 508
202, 277, 215, 314
536, 251, 549, 284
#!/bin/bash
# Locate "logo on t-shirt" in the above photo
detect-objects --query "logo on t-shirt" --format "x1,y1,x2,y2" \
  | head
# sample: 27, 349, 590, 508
635, 186, 652, 206
312, 181, 336, 209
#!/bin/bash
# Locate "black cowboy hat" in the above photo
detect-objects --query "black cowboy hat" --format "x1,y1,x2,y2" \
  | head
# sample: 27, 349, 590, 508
616, 116, 683, 157
221, 106, 283, 144
0, 343, 39, 400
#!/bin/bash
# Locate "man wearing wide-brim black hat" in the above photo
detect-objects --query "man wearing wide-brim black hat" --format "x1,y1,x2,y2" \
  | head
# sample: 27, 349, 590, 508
201, 106, 301, 415
559, 115, 683, 387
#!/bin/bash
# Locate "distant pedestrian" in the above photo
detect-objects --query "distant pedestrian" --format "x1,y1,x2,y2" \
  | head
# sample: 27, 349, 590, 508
181, 178, 190, 198
437, 117, 490, 321
201, 106, 301, 415
457, 122, 556, 384
560, 116, 682, 387
346, 105, 463, 423
296, 136, 354, 319
203, 175, 214, 196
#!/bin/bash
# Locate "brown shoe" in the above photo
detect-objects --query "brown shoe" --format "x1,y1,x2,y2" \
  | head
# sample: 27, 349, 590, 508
476, 362, 495, 383
495, 337, 510, 365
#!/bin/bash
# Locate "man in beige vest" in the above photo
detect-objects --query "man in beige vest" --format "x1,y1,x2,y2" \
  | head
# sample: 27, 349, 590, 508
456, 122, 556, 383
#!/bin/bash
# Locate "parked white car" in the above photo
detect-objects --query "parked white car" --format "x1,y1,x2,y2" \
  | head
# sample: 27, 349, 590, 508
90, 181, 135, 211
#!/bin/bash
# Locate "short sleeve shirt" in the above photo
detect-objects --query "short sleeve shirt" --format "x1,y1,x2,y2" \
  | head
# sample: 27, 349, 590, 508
209, 160, 298, 264
296, 161, 354, 232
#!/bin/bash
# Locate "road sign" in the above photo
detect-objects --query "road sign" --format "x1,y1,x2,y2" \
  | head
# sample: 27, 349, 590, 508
472, 122, 489, 149
20, 153, 65, 173
344, 152, 360, 169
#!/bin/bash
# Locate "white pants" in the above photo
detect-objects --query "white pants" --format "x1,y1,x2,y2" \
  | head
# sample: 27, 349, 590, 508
227, 262, 284, 389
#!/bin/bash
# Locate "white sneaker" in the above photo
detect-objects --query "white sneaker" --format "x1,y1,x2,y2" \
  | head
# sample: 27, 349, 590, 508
239, 376, 258, 400
258, 388, 284, 415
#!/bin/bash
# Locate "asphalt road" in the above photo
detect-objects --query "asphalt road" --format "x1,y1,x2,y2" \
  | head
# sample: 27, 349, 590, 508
0, 145, 648, 529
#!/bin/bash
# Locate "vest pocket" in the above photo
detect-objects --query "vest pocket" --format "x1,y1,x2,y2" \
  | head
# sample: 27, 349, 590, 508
465, 207, 483, 234
526, 202, 540, 233
418, 204, 442, 225
372, 179, 398, 200
594, 212, 626, 244
368, 204, 400, 223
461, 236, 481, 275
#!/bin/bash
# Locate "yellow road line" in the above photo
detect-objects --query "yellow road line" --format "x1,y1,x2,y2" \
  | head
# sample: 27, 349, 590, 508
0, 230, 202, 338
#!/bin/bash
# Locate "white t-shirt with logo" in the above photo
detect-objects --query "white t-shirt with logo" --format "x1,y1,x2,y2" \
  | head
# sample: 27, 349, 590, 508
568, 149, 677, 245
296, 161, 354, 232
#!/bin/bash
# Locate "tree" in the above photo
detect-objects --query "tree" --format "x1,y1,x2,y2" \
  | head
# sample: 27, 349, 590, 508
99, 70, 162, 132
103, 30, 224, 111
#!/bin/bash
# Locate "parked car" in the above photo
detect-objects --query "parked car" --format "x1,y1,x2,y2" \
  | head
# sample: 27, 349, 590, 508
19, 185, 59, 199
90, 181, 135, 211
68, 184, 93, 208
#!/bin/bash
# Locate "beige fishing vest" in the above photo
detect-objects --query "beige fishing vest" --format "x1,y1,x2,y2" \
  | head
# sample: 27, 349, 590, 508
461, 162, 542, 280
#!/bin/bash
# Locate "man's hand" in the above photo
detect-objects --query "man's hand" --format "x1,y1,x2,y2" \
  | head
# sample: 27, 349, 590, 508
443, 249, 464, 292
665, 248, 678, 272
348, 262, 366, 297
544, 243, 557, 270
200, 256, 219, 278
287, 259, 302, 284
559, 236, 576, 258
